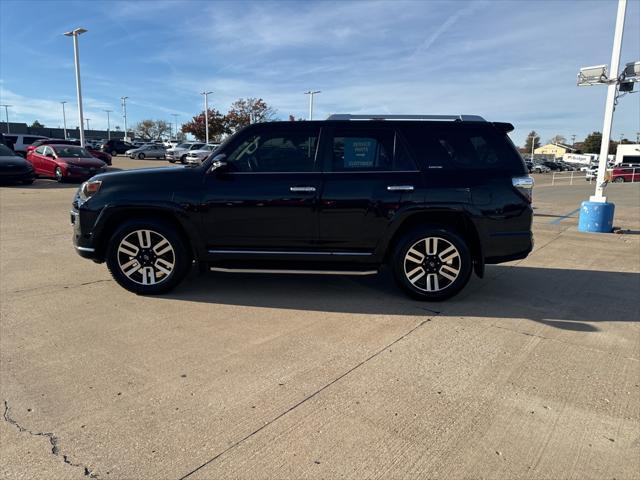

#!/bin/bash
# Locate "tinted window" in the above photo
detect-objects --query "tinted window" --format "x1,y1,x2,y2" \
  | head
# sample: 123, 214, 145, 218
53, 146, 92, 158
5, 136, 17, 143
0, 144, 16, 156
330, 128, 415, 172
402, 125, 523, 172
227, 128, 318, 172
23, 136, 44, 145
35, 146, 46, 154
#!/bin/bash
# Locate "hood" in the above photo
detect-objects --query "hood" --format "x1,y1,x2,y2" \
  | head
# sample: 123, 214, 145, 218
0, 155, 32, 169
60, 157, 106, 167
92, 164, 199, 184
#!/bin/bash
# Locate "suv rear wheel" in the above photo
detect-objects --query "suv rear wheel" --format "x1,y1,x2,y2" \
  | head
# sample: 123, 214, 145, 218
106, 220, 191, 294
392, 227, 472, 301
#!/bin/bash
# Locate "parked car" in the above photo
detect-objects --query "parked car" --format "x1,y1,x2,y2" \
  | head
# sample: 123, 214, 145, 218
185, 143, 219, 164
542, 161, 562, 171
163, 140, 180, 149
165, 142, 206, 163
609, 164, 640, 183
102, 139, 136, 156
26, 139, 112, 165
0, 144, 35, 185
71, 114, 534, 299
27, 144, 107, 182
3, 134, 48, 157
126, 144, 166, 160
531, 163, 550, 173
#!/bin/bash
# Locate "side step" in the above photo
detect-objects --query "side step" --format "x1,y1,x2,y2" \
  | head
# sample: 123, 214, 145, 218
209, 267, 378, 276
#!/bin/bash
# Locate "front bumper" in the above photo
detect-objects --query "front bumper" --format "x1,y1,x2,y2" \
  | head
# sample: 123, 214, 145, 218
71, 206, 102, 261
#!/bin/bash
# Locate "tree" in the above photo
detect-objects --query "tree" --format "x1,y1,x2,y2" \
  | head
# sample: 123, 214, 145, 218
582, 131, 617, 154
524, 131, 540, 152
548, 134, 566, 145
30, 120, 44, 128
225, 98, 276, 132
181, 108, 228, 142
135, 119, 172, 140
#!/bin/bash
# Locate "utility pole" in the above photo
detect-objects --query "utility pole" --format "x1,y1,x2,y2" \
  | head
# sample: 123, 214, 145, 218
530, 132, 535, 161
104, 110, 112, 139
85, 118, 91, 131
121, 96, 129, 141
0, 104, 11, 133
61, 101, 68, 139
64, 27, 87, 147
571, 134, 576, 147
201, 91, 213, 144
304, 90, 321, 120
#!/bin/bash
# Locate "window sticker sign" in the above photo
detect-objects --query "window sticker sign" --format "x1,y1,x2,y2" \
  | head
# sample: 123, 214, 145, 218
344, 137, 376, 168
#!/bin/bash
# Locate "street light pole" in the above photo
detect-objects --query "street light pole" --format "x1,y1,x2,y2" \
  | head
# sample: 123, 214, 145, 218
304, 90, 321, 120
61, 101, 68, 139
0, 104, 11, 133
121, 96, 129, 141
592, 0, 627, 202
64, 27, 87, 147
201, 91, 213, 144
171, 114, 179, 141
85, 118, 90, 131
104, 110, 112, 139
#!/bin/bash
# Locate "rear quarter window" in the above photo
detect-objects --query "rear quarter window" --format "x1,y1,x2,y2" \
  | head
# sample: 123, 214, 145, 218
401, 125, 525, 174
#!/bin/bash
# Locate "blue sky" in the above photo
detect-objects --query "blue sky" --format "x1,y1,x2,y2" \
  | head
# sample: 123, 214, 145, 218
1, 0, 638, 145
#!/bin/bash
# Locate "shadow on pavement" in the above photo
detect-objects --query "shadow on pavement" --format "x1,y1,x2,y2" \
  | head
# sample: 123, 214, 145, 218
169, 265, 640, 328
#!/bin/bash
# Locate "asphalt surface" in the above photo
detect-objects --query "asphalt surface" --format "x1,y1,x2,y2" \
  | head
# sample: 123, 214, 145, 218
1, 157, 639, 479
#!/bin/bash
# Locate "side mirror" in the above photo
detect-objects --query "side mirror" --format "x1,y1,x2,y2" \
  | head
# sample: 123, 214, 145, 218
208, 154, 228, 173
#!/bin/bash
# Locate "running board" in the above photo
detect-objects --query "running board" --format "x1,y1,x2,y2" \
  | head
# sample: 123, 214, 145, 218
209, 267, 378, 276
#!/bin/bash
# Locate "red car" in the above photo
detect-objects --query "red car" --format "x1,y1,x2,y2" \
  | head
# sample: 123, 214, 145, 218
26, 144, 107, 182
26, 139, 112, 165
610, 164, 640, 183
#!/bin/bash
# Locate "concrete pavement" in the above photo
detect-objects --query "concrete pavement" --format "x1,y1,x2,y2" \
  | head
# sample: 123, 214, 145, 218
1, 158, 638, 479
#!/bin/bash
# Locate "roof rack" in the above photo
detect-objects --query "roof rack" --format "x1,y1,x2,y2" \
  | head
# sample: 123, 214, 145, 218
326, 114, 486, 122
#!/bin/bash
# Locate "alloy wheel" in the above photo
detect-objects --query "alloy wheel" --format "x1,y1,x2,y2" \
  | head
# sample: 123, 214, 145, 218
55, 167, 63, 182
403, 237, 461, 292
116, 229, 175, 285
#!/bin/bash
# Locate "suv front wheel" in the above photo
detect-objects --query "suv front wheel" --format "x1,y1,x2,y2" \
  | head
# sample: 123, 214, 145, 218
392, 227, 472, 301
106, 220, 191, 294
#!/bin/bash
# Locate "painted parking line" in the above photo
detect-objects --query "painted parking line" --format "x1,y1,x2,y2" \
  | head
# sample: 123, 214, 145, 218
550, 207, 581, 224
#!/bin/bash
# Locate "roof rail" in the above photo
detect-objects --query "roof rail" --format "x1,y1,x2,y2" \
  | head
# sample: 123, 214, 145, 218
326, 114, 486, 122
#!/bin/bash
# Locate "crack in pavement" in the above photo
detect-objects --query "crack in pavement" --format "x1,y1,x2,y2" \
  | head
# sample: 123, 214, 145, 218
177, 314, 439, 480
3, 400, 98, 478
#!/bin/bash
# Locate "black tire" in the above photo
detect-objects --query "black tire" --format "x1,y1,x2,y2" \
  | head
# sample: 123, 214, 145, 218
111, 150, 118, 156
138, 153, 145, 160
168, 159, 175, 163
613, 176, 625, 183
54, 167, 64, 183
180, 154, 187, 164
106, 219, 191, 295
22, 178, 35, 185
392, 226, 472, 301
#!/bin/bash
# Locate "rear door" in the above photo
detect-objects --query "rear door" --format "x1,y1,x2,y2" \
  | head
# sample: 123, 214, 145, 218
318, 124, 422, 252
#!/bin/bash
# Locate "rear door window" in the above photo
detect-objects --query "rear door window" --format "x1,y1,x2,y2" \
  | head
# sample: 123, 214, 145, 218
330, 127, 416, 172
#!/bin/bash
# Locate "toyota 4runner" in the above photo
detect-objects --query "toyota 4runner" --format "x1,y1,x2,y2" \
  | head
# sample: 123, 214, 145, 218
71, 114, 534, 300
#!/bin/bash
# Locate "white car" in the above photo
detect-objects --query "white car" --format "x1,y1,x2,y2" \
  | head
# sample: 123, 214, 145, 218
165, 142, 205, 163
185, 144, 220, 164
3, 134, 48, 157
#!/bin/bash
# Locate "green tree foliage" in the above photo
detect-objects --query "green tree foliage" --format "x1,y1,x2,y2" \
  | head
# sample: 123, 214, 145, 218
135, 119, 172, 140
30, 120, 44, 128
524, 131, 540, 151
582, 132, 617, 154
225, 98, 276, 132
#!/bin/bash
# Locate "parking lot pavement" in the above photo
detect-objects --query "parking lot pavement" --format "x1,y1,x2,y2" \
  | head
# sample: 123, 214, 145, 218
1, 160, 639, 479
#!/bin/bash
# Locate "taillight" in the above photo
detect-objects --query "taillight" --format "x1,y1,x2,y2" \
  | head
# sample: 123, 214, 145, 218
512, 176, 534, 203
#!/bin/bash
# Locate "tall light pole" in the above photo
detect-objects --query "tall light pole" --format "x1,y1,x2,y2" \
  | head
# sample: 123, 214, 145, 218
61, 101, 68, 139
171, 114, 179, 141
121, 96, 129, 141
64, 27, 87, 147
0, 104, 11, 133
571, 134, 576, 148
201, 91, 213, 144
304, 90, 321, 120
85, 118, 91, 131
104, 109, 112, 139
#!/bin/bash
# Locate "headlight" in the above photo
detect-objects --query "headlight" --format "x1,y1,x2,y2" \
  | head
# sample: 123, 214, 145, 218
79, 180, 102, 202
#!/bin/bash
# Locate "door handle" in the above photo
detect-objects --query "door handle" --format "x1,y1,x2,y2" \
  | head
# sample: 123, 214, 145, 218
387, 185, 414, 191
290, 186, 316, 192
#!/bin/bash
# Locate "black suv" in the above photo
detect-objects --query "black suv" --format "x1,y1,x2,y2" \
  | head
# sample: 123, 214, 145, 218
72, 115, 533, 300
102, 139, 135, 156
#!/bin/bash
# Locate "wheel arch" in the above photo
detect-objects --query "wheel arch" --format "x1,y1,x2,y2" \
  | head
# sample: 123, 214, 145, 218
381, 208, 484, 278
93, 206, 201, 263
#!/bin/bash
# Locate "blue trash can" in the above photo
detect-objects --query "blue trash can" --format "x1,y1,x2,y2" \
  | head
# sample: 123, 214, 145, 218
578, 201, 615, 233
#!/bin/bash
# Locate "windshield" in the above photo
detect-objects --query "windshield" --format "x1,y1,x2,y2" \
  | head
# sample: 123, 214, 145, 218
54, 146, 92, 158
0, 145, 16, 156
191, 143, 205, 150
177, 143, 190, 149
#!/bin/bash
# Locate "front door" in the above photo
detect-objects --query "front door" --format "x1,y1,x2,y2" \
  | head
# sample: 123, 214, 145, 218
201, 124, 322, 250
318, 125, 422, 252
